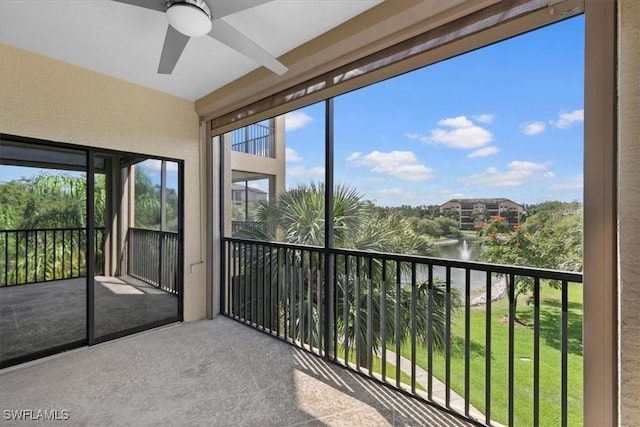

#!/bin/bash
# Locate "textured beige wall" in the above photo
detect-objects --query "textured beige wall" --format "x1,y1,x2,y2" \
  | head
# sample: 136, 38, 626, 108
0, 44, 206, 322
619, 0, 640, 424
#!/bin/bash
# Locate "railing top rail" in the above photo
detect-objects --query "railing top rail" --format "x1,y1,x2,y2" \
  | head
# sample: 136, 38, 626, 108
0, 227, 105, 232
223, 236, 583, 283
129, 227, 179, 236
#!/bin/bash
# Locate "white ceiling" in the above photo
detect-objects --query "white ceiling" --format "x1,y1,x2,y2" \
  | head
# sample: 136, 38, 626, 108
0, 0, 383, 101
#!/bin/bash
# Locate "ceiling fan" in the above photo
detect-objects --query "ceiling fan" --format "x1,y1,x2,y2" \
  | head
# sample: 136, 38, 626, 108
112, 0, 288, 75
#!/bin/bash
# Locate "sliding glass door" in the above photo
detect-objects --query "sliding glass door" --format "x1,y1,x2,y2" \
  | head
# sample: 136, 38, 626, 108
0, 139, 89, 366
0, 136, 183, 368
92, 155, 181, 342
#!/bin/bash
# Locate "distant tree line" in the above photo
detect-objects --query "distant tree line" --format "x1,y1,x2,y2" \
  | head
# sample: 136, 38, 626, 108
367, 203, 458, 239
0, 168, 178, 232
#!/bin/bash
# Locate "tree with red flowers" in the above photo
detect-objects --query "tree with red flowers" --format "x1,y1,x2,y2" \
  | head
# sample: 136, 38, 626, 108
477, 204, 583, 320
477, 215, 539, 319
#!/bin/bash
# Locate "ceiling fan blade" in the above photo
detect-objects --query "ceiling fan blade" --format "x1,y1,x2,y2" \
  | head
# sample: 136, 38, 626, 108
208, 19, 287, 75
203, 0, 272, 19
158, 25, 191, 74
111, 0, 166, 13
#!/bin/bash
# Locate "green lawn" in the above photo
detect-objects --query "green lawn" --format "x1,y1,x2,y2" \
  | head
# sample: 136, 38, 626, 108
335, 343, 425, 392
397, 284, 583, 426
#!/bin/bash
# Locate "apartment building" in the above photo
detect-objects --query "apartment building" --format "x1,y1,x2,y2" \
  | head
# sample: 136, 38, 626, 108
441, 198, 524, 230
223, 117, 286, 235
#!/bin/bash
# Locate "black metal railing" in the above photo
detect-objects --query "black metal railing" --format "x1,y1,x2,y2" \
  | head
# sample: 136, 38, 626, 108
231, 123, 275, 158
128, 228, 179, 294
0, 227, 105, 287
222, 237, 583, 426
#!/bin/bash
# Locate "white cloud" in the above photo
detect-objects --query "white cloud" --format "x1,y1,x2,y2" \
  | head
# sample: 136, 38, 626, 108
549, 175, 583, 191
473, 114, 495, 124
408, 115, 494, 149
509, 160, 551, 171
439, 116, 474, 128
287, 166, 324, 177
345, 152, 362, 162
285, 111, 312, 131
346, 150, 434, 182
463, 160, 553, 187
286, 148, 303, 162
467, 146, 500, 158
521, 121, 546, 135
550, 109, 584, 129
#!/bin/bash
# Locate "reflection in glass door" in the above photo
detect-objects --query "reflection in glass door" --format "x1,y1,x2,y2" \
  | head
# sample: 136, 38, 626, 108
1, 138, 182, 367
0, 139, 89, 366
92, 156, 180, 342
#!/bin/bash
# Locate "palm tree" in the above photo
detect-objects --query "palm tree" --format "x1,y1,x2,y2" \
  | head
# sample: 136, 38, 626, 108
0, 173, 106, 285
236, 183, 460, 368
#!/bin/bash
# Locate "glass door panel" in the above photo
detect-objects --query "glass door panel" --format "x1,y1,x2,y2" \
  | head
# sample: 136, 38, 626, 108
92, 156, 180, 341
0, 139, 88, 367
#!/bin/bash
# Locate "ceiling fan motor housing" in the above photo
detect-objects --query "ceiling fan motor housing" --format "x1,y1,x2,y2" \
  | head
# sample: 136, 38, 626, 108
166, 0, 212, 37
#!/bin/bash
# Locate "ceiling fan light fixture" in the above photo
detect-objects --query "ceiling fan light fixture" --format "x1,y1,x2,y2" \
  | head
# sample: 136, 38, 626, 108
166, 0, 212, 37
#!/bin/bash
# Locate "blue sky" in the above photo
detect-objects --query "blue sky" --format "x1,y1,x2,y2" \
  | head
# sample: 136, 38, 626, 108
0, 165, 84, 182
1, 16, 584, 208
0, 159, 179, 191
283, 15, 585, 206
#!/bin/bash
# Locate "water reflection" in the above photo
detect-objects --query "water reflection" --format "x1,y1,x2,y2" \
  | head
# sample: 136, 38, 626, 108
425, 238, 498, 293
437, 238, 478, 262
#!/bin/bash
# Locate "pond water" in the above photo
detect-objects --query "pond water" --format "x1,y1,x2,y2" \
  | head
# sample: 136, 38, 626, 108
435, 238, 478, 262
419, 237, 499, 293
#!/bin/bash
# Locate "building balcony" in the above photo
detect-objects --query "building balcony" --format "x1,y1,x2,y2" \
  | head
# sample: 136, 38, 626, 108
231, 122, 276, 159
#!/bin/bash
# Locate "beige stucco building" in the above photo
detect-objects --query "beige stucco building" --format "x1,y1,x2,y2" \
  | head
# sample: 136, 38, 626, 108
223, 116, 286, 235
441, 198, 525, 230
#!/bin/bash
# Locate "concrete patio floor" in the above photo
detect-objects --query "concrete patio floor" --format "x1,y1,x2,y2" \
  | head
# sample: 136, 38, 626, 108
0, 276, 178, 362
0, 317, 478, 426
